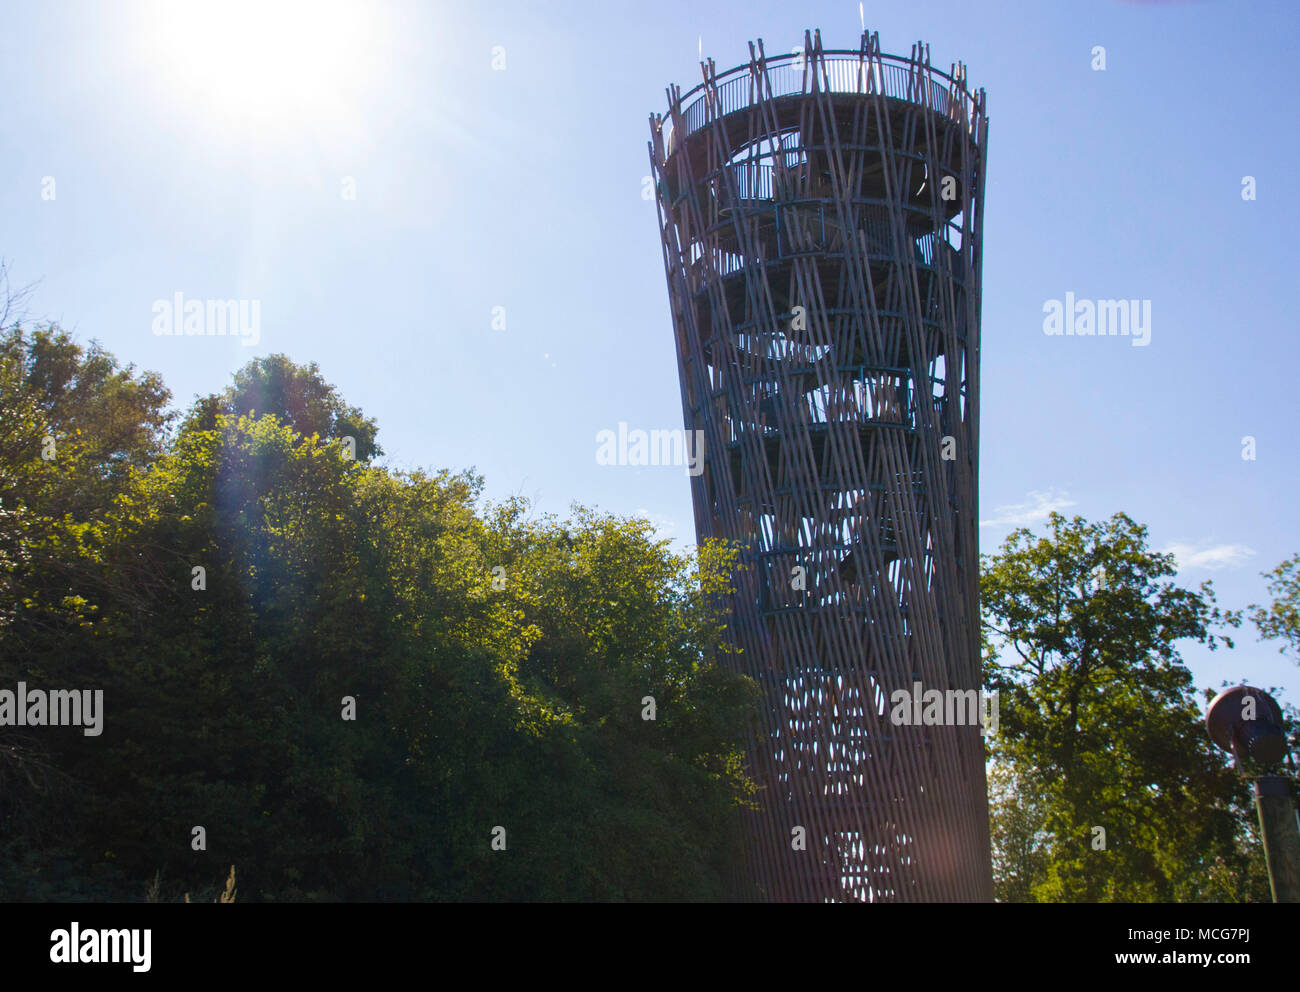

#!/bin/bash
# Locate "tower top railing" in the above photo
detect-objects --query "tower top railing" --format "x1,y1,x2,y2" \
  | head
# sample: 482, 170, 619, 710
659, 46, 984, 157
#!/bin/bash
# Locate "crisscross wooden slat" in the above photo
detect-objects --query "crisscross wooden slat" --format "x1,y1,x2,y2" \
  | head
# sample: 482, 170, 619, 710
649, 29, 993, 902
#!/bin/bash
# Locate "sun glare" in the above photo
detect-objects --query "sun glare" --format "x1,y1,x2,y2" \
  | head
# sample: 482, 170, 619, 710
138, 0, 381, 128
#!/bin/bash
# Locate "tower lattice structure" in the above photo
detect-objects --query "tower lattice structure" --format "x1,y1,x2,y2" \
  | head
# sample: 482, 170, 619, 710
649, 29, 993, 902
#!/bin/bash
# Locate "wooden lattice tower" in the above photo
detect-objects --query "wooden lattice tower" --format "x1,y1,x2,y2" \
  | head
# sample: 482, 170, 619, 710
648, 29, 993, 901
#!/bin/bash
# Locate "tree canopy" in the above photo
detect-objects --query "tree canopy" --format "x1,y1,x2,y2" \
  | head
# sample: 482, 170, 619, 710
2, 317, 1290, 903
0, 324, 756, 901
981, 512, 1273, 902
1251, 552, 1300, 664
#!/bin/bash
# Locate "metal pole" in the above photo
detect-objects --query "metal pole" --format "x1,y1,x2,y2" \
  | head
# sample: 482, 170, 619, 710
1254, 775, 1300, 903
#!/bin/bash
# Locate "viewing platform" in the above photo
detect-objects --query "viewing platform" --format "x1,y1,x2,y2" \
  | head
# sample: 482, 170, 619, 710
655, 45, 986, 167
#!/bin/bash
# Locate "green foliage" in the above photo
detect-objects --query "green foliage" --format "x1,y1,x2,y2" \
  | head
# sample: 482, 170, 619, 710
0, 323, 177, 894
8, 319, 1289, 904
986, 761, 1051, 903
0, 337, 755, 901
981, 512, 1270, 902
1250, 552, 1300, 663
182, 353, 381, 461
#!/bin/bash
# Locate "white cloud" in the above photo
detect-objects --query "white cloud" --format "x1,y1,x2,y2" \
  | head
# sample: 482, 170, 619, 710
980, 489, 1077, 529
1161, 542, 1256, 571
632, 508, 679, 540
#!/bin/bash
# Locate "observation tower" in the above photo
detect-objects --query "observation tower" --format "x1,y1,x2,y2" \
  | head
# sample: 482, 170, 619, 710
648, 29, 993, 901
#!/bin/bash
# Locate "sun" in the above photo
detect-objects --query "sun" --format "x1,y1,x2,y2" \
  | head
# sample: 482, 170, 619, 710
136, 0, 382, 128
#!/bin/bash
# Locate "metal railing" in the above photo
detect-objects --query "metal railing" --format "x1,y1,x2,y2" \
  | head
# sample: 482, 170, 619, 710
662, 50, 980, 154
681, 218, 962, 286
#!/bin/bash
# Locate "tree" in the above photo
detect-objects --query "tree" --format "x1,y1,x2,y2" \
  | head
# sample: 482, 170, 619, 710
1250, 553, 1300, 663
182, 353, 380, 461
981, 512, 1266, 901
986, 760, 1051, 903
0, 323, 174, 896
2, 342, 758, 901
473, 502, 758, 899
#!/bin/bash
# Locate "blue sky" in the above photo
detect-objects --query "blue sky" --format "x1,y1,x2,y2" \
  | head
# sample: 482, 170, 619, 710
2, 0, 1297, 706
